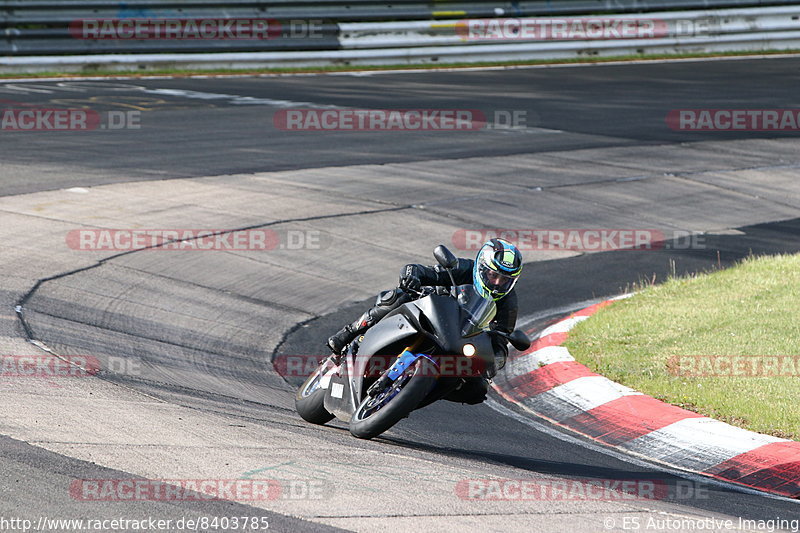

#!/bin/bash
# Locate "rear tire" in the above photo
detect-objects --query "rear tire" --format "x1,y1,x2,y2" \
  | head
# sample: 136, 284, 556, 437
295, 360, 335, 425
349, 358, 436, 440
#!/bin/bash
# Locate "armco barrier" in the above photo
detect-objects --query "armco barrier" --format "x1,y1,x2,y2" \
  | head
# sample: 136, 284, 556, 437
1, 0, 797, 56
1, 2, 800, 71
339, 6, 800, 49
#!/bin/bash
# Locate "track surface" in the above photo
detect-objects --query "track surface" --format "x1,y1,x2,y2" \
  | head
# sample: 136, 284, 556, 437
0, 56, 798, 196
279, 218, 800, 519
2, 57, 800, 531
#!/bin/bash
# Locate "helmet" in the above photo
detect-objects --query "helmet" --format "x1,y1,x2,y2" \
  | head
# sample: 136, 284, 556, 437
473, 238, 523, 301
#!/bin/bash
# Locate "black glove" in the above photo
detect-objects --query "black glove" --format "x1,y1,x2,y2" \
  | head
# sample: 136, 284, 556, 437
399, 264, 422, 293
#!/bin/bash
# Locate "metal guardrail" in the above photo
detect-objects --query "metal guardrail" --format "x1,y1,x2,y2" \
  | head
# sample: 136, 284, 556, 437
3, 0, 795, 23
338, 5, 800, 48
2, 37, 800, 74
1, 25, 342, 56
3, 0, 798, 55
1, 3, 800, 72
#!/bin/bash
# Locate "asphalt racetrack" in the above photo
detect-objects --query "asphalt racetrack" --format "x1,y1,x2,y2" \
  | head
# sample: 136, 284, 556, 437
1, 57, 800, 532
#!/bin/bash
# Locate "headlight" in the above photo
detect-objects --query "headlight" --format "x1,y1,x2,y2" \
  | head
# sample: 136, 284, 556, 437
462, 343, 476, 357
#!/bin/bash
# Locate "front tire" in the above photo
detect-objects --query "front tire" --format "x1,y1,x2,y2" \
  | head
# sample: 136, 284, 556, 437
295, 359, 335, 425
349, 358, 437, 440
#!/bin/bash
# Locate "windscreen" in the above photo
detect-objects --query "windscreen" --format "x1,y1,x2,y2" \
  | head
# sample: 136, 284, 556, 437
458, 284, 497, 337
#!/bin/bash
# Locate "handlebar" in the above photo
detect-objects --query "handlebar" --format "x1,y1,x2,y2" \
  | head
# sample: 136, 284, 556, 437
399, 285, 449, 298
398, 285, 424, 297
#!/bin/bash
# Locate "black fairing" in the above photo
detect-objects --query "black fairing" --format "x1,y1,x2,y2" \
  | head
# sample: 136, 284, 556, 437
325, 287, 496, 422
408, 294, 495, 385
412, 294, 464, 354
357, 311, 418, 358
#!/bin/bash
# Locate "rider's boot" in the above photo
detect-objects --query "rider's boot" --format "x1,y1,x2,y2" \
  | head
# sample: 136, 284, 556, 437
326, 289, 410, 355
326, 323, 359, 355
326, 306, 377, 355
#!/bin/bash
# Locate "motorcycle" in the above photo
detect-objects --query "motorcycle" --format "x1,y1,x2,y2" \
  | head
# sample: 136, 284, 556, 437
295, 245, 531, 439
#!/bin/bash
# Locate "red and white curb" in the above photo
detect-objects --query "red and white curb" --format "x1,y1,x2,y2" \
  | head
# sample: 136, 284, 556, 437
493, 298, 800, 499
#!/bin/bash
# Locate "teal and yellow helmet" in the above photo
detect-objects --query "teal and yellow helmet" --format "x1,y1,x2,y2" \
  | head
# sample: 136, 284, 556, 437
473, 238, 523, 301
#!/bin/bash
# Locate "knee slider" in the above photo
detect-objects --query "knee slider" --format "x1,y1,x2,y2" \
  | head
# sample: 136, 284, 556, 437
376, 288, 401, 307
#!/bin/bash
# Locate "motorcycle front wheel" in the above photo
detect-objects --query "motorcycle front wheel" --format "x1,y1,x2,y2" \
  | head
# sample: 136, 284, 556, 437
349, 358, 437, 440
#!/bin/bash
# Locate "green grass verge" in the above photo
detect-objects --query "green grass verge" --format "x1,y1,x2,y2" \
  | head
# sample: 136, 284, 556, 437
1, 49, 799, 79
564, 253, 800, 440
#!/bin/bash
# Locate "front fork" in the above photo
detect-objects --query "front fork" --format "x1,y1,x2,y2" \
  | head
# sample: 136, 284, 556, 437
366, 349, 438, 397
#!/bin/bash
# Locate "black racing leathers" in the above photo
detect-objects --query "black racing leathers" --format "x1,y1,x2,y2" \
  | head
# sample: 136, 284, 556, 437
327, 257, 519, 404
401, 258, 517, 403
401, 258, 518, 335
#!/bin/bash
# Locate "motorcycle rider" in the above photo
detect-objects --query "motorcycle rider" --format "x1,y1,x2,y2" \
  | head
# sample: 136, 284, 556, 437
326, 238, 523, 404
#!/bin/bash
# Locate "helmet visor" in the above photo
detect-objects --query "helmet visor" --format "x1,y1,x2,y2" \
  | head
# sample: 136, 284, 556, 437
478, 263, 517, 297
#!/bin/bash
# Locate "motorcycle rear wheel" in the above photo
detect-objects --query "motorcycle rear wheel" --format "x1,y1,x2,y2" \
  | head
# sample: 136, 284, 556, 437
295, 359, 336, 425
